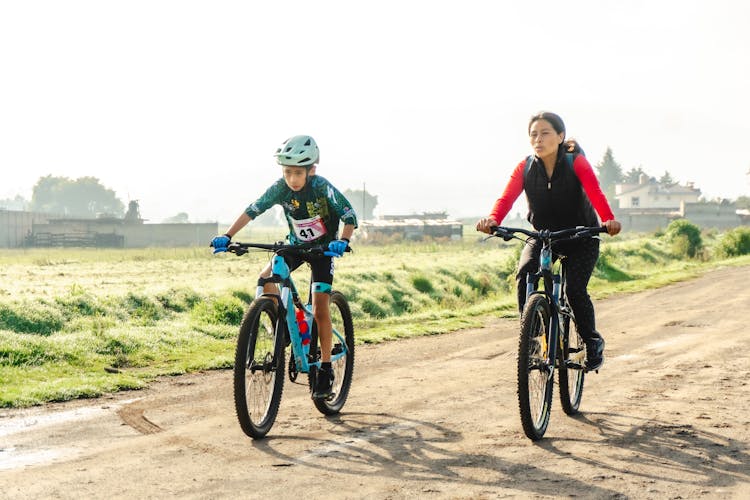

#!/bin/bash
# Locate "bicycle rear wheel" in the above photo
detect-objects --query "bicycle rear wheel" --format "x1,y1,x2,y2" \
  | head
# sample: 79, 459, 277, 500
233, 297, 285, 439
517, 294, 554, 441
308, 291, 355, 415
558, 315, 585, 415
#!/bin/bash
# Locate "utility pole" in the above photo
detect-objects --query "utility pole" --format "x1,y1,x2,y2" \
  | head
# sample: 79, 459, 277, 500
362, 182, 366, 221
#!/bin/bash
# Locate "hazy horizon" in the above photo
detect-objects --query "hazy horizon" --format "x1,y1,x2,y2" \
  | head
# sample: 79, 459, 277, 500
2, 1, 749, 224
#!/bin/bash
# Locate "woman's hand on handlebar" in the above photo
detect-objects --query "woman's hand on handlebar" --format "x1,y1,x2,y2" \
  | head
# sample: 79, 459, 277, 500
476, 217, 498, 234
603, 219, 622, 236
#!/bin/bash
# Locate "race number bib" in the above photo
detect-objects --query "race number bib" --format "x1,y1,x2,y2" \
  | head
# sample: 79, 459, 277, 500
292, 215, 327, 242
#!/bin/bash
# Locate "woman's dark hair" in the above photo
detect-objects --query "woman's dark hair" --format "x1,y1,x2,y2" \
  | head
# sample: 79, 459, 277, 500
528, 111, 584, 156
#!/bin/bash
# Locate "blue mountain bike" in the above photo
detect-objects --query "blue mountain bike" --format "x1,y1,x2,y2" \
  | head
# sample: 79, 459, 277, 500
226, 241, 354, 439
491, 225, 607, 441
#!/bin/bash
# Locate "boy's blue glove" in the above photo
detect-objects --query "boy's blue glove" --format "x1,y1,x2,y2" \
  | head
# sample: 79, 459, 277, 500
210, 234, 231, 253
325, 239, 348, 257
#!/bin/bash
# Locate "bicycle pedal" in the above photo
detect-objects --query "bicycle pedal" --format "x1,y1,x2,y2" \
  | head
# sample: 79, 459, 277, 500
312, 391, 336, 402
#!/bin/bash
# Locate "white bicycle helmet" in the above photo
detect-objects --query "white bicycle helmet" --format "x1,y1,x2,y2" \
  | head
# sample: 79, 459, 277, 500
273, 135, 319, 167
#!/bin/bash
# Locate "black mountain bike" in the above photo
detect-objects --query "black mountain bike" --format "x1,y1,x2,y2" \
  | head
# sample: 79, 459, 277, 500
491, 225, 607, 441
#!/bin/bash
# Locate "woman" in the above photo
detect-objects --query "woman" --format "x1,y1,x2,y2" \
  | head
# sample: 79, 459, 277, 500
476, 111, 621, 370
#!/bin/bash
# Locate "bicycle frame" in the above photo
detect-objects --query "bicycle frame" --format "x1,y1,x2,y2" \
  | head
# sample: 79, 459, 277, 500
255, 249, 349, 375
525, 235, 566, 378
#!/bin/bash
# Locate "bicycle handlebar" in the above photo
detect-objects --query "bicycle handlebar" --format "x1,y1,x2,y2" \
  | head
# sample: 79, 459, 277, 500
226, 241, 352, 257
490, 225, 608, 243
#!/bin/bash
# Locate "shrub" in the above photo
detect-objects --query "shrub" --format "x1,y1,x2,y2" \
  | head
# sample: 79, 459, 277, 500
716, 227, 750, 257
463, 272, 494, 296
411, 274, 435, 294
123, 293, 164, 324
0, 302, 64, 335
55, 291, 105, 318
360, 297, 389, 318
386, 287, 409, 313
0, 334, 59, 366
594, 251, 633, 281
156, 287, 203, 312
96, 335, 144, 368
664, 219, 703, 258
191, 295, 245, 325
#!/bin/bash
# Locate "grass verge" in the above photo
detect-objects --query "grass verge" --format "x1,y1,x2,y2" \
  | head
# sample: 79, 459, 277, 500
1, 233, 748, 407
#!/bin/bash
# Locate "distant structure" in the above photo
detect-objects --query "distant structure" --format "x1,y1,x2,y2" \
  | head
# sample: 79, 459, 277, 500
123, 200, 143, 223
613, 176, 745, 231
0, 209, 51, 248
0, 201, 217, 248
358, 212, 463, 241
615, 174, 701, 210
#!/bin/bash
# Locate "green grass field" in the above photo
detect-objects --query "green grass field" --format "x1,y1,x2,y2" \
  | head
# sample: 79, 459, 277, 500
1, 227, 748, 407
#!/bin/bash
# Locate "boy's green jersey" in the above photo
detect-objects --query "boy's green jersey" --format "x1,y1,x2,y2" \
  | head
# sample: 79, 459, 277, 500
245, 175, 358, 245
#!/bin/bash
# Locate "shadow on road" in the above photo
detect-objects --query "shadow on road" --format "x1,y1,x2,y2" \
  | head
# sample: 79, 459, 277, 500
540, 411, 750, 491
247, 411, 621, 498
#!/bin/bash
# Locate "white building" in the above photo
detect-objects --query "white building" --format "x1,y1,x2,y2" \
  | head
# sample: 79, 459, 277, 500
614, 174, 701, 210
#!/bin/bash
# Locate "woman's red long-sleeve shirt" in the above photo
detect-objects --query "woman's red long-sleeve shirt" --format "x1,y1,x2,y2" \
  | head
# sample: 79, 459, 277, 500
489, 154, 615, 228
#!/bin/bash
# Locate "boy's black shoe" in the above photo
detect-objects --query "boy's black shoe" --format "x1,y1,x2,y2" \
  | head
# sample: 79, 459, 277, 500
312, 367, 335, 401
585, 337, 605, 371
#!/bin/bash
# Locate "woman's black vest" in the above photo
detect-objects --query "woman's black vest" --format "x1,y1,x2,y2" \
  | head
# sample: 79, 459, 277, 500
523, 153, 599, 230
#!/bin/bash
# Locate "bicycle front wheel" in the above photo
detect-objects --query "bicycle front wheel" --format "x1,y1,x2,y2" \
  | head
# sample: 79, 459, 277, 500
517, 294, 554, 441
558, 315, 585, 415
309, 291, 355, 415
233, 297, 285, 439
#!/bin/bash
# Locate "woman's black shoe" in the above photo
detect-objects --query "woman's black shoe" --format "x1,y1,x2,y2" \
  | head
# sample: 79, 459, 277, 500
585, 337, 605, 371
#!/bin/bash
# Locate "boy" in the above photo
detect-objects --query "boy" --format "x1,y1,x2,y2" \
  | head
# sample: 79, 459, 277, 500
211, 135, 357, 400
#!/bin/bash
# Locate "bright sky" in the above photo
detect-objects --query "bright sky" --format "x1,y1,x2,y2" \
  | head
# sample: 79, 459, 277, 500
2, 1, 749, 223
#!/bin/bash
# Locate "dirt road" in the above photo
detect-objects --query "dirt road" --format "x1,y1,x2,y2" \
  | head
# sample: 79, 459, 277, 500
2, 266, 749, 499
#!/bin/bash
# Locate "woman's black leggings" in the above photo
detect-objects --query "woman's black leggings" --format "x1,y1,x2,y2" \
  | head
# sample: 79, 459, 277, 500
516, 237, 601, 341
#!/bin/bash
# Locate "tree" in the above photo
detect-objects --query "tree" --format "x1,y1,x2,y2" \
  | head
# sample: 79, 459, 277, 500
623, 167, 650, 184
30, 175, 125, 217
0, 194, 28, 210
659, 171, 675, 185
735, 195, 750, 210
342, 188, 378, 220
594, 147, 623, 199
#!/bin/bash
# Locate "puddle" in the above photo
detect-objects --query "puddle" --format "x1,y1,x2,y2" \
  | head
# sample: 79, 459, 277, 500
0, 398, 141, 471
0, 398, 140, 439
0, 447, 70, 471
